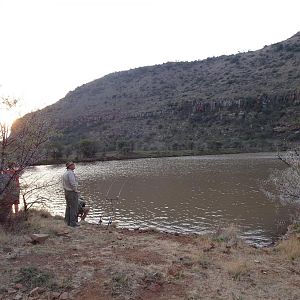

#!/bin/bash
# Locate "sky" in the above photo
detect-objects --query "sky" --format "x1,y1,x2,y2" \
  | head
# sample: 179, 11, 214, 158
1, 0, 300, 118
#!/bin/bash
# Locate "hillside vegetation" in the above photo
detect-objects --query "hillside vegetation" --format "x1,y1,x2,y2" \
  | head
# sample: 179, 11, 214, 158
15, 32, 300, 161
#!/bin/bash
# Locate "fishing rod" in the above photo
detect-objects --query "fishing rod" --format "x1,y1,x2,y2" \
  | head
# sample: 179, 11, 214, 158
98, 179, 127, 229
105, 180, 126, 201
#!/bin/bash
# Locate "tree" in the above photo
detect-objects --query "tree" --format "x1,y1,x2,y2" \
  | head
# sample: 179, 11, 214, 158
47, 141, 64, 160
20, 174, 57, 215
116, 140, 134, 155
0, 97, 17, 169
78, 139, 98, 158
262, 149, 300, 211
0, 98, 54, 223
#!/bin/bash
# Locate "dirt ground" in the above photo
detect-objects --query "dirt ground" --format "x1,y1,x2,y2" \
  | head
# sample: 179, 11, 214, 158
0, 212, 300, 300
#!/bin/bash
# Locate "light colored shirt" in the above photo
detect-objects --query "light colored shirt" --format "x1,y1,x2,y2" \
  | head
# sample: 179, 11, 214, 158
62, 169, 79, 192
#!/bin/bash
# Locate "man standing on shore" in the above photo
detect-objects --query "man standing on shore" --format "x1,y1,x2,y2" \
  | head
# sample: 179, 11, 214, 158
62, 161, 80, 227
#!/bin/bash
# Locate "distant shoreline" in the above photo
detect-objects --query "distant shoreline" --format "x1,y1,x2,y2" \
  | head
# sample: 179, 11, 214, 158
36, 149, 275, 166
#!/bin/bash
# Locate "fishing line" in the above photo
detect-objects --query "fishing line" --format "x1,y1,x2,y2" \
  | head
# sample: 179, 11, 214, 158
99, 178, 127, 229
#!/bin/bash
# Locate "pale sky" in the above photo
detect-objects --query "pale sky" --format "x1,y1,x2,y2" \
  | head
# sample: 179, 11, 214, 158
1, 0, 300, 117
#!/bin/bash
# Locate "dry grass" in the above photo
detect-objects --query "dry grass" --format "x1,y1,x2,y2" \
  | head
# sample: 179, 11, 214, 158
0, 227, 10, 245
193, 252, 211, 269
27, 209, 69, 236
0, 217, 29, 248
213, 223, 240, 245
0, 209, 68, 250
223, 257, 250, 280
288, 221, 300, 234
1, 211, 300, 300
278, 236, 300, 260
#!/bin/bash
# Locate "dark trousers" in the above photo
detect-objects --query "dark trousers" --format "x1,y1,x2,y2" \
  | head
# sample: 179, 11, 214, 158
64, 190, 79, 227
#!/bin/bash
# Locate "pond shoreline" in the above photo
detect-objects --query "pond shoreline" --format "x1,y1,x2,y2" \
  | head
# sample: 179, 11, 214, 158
0, 211, 299, 300
26, 152, 286, 246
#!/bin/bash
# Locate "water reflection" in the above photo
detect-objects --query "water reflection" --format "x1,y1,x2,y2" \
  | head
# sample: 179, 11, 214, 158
23, 153, 291, 245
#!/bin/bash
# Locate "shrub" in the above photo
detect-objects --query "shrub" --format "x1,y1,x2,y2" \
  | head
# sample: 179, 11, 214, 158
16, 267, 53, 289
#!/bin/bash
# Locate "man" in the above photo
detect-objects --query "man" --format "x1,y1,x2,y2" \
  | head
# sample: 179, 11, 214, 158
5, 162, 21, 214
0, 169, 16, 222
62, 161, 80, 227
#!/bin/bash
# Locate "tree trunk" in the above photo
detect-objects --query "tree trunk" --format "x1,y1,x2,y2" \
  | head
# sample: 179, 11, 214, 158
0, 173, 15, 224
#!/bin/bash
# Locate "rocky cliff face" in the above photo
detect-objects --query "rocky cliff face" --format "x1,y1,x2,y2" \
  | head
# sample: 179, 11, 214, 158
16, 32, 300, 158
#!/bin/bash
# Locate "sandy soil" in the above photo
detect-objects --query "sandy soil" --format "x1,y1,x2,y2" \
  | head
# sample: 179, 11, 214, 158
0, 214, 300, 300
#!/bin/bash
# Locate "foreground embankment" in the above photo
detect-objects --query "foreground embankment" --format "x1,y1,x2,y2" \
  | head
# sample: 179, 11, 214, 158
0, 211, 300, 300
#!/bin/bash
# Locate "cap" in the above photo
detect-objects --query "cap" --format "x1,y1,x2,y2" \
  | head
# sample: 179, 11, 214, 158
66, 161, 75, 168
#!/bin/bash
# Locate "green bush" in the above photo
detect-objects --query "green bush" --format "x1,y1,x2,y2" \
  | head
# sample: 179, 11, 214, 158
16, 267, 53, 289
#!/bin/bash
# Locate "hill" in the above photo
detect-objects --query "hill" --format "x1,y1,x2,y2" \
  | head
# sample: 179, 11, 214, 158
15, 32, 300, 161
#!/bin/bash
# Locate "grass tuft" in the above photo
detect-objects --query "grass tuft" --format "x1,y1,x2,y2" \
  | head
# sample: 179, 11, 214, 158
0, 223, 28, 249
111, 272, 131, 296
278, 236, 300, 261
213, 223, 240, 244
142, 271, 163, 284
223, 258, 249, 280
196, 253, 211, 269
0, 227, 10, 245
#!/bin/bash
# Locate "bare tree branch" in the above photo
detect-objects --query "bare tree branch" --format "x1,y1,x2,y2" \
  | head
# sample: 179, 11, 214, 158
262, 149, 300, 210
20, 174, 58, 213
0, 98, 56, 223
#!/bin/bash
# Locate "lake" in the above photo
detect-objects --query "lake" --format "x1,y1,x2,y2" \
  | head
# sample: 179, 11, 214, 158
23, 152, 292, 246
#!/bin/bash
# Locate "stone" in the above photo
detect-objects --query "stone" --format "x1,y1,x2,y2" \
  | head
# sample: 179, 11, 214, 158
56, 231, 70, 236
29, 286, 40, 296
14, 283, 23, 290
30, 234, 50, 244
7, 288, 17, 294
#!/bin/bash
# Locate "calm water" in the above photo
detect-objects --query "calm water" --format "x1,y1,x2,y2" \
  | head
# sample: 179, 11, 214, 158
23, 153, 292, 245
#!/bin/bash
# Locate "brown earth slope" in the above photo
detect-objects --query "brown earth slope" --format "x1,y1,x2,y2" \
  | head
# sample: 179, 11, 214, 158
0, 212, 300, 300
